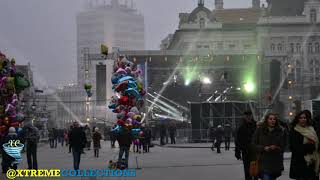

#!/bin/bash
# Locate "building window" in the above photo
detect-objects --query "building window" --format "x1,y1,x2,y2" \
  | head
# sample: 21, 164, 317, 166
200, 18, 205, 29
229, 44, 236, 49
296, 43, 301, 52
217, 42, 223, 49
244, 44, 251, 49
271, 43, 275, 52
290, 43, 295, 53
308, 43, 313, 53
277, 43, 283, 52
316, 42, 320, 53
311, 9, 317, 23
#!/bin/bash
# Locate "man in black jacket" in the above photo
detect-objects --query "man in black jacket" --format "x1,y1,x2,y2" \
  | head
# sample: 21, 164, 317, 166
69, 122, 86, 170
116, 128, 132, 166
235, 111, 258, 180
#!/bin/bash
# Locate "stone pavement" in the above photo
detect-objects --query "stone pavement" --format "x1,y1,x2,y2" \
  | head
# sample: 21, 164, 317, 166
0, 141, 292, 180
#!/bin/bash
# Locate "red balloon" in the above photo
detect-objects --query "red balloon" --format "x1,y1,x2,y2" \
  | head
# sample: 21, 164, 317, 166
0, 125, 7, 132
119, 96, 129, 105
115, 81, 128, 92
117, 119, 126, 126
10, 122, 20, 127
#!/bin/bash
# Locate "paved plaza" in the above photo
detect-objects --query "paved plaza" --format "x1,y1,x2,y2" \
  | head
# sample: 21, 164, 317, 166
1, 141, 291, 180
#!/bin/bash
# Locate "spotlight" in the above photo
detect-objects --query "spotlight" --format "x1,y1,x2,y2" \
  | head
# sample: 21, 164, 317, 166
185, 80, 191, 86
202, 77, 212, 84
244, 82, 255, 93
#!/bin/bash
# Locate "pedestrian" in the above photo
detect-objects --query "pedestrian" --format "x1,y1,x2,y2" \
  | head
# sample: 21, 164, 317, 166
92, 127, 102, 158
116, 127, 132, 167
69, 121, 87, 170
59, 129, 64, 147
23, 123, 40, 170
68, 125, 73, 153
48, 129, 54, 148
84, 125, 92, 150
252, 113, 286, 180
1, 127, 20, 173
209, 126, 216, 151
224, 123, 232, 151
289, 111, 320, 180
144, 126, 152, 153
160, 123, 166, 146
53, 128, 58, 148
169, 121, 176, 144
235, 111, 258, 180
215, 125, 224, 154
64, 129, 69, 148
110, 126, 116, 148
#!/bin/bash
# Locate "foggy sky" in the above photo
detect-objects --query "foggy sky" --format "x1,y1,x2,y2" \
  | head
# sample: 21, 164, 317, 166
0, 0, 263, 87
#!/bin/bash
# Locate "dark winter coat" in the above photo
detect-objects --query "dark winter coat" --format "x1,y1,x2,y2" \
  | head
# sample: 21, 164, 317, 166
236, 120, 257, 153
92, 131, 102, 149
69, 127, 87, 150
224, 125, 232, 138
116, 128, 132, 147
289, 128, 318, 179
252, 125, 286, 178
215, 127, 224, 142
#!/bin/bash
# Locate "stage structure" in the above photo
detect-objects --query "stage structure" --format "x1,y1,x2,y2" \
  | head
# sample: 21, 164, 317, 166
189, 101, 257, 142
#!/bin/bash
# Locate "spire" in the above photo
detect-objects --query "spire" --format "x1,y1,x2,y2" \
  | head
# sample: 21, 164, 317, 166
215, 0, 223, 10
198, 0, 204, 7
252, 0, 261, 9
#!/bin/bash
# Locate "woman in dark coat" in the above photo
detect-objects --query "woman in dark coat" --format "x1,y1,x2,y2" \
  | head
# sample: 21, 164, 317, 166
289, 111, 320, 180
92, 128, 102, 158
252, 113, 286, 180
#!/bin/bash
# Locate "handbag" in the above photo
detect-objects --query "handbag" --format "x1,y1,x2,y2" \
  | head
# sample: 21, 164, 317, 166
249, 153, 261, 177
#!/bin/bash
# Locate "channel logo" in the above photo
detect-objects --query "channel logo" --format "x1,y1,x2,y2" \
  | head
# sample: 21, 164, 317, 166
6, 169, 137, 179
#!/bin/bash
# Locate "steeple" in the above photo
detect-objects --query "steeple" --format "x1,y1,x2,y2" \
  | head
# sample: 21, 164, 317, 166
252, 0, 261, 9
198, 0, 204, 7
215, 0, 223, 10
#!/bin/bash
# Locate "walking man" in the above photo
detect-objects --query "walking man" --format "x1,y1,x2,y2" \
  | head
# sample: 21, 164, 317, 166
23, 123, 40, 170
116, 127, 132, 167
224, 124, 232, 151
235, 111, 258, 180
69, 122, 86, 170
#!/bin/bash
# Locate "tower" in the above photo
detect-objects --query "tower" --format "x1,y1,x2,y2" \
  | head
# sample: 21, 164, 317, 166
252, 0, 260, 9
215, 0, 223, 10
198, 0, 204, 6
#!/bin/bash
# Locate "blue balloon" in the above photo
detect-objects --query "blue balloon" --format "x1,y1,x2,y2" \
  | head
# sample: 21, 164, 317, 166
125, 88, 141, 99
131, 128, 141, 135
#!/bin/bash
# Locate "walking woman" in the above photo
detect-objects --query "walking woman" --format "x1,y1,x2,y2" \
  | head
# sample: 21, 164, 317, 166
289, 111, 320, 180
92, 128, 102, 158
252, 113, 286, 180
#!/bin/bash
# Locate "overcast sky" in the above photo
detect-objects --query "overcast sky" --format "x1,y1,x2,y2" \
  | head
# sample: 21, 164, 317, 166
0, 0, 266, 87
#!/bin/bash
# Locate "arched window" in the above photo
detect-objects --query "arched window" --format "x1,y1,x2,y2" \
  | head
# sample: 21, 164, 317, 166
271, 43, 275, 52
200, 18, 205, 29
311, 9, 317, 23
290, 43, 295, 53
315, 42, 320, 53
277, 43, 283, 52
296, 43, 301, 52
308, 43, 313, 53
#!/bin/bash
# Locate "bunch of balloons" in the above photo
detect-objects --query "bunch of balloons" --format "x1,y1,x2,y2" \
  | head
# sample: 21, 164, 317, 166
0, 51, 30, 137
108, 56, 146, 135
